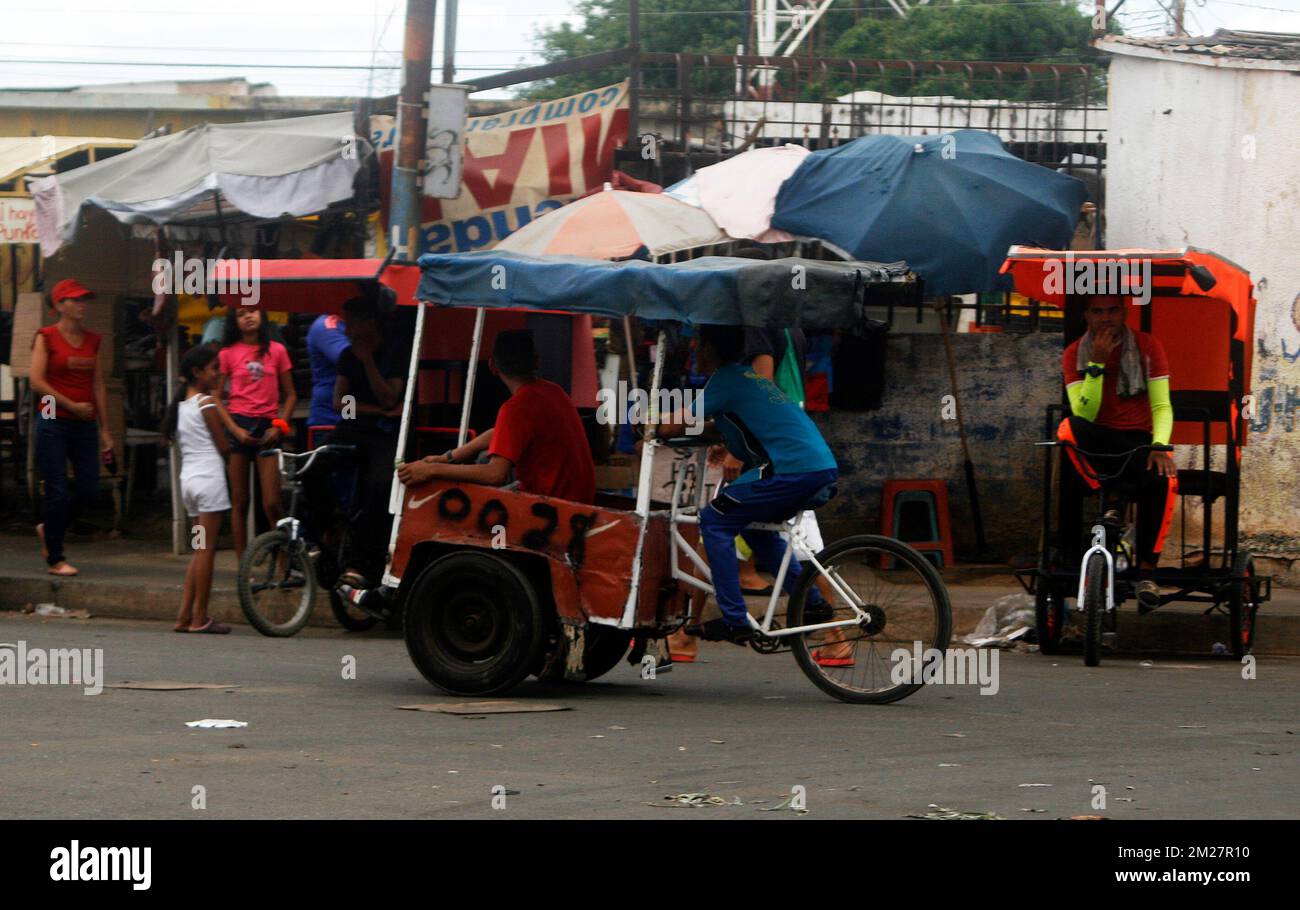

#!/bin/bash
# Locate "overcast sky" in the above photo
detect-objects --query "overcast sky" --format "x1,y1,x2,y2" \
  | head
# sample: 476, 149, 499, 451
2, 0, 1298, 99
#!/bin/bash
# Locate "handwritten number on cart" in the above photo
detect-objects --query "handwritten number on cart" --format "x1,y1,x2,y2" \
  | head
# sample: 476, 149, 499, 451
566, 511, 597, 567
479, 499, 509, 535
437, 488, 472, 521
522, 503, 559, 549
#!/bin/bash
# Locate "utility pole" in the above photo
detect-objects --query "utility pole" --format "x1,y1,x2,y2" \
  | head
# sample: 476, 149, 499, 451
1172, 0, 1187, 35
391, 0, 436, 261
442, 0, 458, 84
629, 0, 641, 141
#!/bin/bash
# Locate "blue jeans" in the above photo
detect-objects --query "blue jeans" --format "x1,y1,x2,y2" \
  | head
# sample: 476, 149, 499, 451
35, 418, 100, 566
700, 468, 837, 628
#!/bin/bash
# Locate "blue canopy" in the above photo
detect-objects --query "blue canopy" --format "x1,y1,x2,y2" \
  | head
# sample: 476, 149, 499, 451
416, 251, 911, 329
771, 130, 1088, 295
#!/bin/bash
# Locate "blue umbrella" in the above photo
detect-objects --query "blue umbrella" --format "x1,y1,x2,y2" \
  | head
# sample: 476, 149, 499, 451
771, 129, 1088, 295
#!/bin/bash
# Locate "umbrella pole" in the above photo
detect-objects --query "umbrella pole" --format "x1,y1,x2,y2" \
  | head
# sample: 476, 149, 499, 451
937, 298, 987, 558
166, 321, 184, 555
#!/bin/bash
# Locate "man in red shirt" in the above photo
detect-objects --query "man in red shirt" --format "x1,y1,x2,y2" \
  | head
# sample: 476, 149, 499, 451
397, 330, 596, 503
1058, 295, 1177, 609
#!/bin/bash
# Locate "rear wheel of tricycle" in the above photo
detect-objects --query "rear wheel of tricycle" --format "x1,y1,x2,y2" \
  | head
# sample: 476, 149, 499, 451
1035, 577, 1069, 655
404, 551, 543, 696
1083, 552, 1107, 667
1228, 554, 1258, 658
787, 535, 951, 705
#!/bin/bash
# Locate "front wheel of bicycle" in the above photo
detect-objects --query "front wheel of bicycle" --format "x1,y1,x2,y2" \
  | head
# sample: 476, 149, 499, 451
787, 535, 952, 704
237, 529, 318, 637
1083, 551, 1107, 667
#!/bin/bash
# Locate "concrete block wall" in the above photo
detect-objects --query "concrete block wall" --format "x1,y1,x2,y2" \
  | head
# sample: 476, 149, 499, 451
813, 332, 1062, 560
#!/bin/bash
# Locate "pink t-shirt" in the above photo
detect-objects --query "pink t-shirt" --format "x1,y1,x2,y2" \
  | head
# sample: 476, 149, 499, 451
219, 341, 292, 419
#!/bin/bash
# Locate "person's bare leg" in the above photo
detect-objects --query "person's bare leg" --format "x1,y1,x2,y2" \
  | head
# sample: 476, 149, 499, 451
189, 512, 223, 629
255, 454, 287, 573
668, 588, 706, 660
176, 544, 197, 631
228, 453, 251, 559
810, 574, 854, 661
738, 555, 769, 591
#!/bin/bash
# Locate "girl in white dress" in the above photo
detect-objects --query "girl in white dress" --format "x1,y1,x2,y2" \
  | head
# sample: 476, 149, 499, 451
165, 344, 252, 634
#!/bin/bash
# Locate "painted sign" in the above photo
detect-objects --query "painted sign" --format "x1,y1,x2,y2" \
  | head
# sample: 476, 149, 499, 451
0, 196, 38, 245
371, 80, 630, 255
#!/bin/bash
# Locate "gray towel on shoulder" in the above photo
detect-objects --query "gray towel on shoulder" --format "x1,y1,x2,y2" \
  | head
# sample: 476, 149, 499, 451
1076, 326, 1146, 399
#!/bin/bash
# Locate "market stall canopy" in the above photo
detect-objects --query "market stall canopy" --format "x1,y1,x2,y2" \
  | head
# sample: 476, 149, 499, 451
209, 256, 421, 313
0, 136, 135, 187
495, 185, 728, 259
772, 130, 1088, 295
665, 143, 808, 243
417, 250, 911, 328
31, 112, 369, 257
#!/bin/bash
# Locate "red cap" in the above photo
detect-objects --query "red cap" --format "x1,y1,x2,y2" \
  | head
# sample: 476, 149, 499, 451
51, 279, 94, 303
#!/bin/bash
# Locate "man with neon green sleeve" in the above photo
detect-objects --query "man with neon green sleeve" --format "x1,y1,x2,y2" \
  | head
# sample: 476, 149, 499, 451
1057, 295, 1177, 610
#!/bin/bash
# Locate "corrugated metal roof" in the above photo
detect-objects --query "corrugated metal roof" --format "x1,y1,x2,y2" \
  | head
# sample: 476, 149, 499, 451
0, 136, 136, 185
1102, 29, 1300, 63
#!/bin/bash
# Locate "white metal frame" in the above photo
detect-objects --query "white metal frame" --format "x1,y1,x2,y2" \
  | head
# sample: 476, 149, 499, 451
1076, 523, 1116, 614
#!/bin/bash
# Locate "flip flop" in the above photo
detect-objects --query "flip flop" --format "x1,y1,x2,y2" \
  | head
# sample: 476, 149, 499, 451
47, 562, 78, 577
189, 617, 231, 634
812, 649, 855, 668
669, 651, 697, 663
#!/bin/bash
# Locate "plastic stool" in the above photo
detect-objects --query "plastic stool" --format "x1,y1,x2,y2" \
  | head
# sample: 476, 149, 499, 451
881, 479, 955, 569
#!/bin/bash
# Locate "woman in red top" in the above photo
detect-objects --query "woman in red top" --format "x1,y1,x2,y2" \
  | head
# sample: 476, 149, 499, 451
218, 307, 297, 558
29, 279, 114, 576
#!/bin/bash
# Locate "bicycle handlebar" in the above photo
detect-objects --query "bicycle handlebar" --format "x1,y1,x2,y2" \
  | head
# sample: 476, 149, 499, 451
1037, 439, 1172, 484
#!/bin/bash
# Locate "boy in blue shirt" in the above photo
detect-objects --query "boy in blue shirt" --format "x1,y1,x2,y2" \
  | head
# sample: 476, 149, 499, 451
657, 325, 838, 643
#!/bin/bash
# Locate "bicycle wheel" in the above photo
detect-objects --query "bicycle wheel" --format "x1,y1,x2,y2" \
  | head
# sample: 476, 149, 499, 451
237, 529, 318, 637
787, 535, 951, 705
1083, 552, 1106, 667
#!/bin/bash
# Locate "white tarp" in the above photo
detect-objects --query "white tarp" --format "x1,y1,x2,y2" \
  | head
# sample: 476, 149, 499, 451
31, 111, 369, 257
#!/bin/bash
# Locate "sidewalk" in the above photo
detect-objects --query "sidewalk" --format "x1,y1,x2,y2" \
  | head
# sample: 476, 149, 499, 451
1, 530, 1296, 654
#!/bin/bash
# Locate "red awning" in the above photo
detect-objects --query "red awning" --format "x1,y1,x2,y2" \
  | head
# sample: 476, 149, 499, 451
210, 258, 423, 314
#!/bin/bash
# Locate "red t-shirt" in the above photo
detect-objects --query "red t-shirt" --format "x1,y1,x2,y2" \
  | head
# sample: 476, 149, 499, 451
219, 341, 292, 419
37, 325, 101, 420
489, 379, 595, 504
1062, 330, 1169, 433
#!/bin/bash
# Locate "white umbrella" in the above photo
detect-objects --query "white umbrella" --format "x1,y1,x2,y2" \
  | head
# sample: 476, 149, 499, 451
666, 143, 809, 243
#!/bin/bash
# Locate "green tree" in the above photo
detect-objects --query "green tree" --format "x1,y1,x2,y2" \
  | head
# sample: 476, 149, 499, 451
820, 0, 1111, 100
522, 0, 746, 99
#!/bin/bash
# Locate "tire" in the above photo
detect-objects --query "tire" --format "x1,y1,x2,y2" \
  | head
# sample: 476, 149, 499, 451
316, 545, 379, 632
1083, 552, 1107, 667
1035, 580, 1069, 655
237, 529, 318, 637
404, 551, 544, 696
787, 535, 952, 705
1228, 553, 1258, 659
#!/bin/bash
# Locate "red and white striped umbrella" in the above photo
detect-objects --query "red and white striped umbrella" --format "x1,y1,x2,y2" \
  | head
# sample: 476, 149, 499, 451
496, 185, 728, 260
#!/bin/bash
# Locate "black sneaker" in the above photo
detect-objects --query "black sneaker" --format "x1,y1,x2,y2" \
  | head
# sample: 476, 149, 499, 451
685, 618, 754, 645
1135, 579, 1161, 614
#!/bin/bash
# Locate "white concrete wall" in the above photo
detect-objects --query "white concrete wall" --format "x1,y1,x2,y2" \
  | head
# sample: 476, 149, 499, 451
1105, 53, 1300, 561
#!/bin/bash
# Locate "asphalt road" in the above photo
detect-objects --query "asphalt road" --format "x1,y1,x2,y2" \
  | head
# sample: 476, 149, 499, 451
1, 611, 1295, 820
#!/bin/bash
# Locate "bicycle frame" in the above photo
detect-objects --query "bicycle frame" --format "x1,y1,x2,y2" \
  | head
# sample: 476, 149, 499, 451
660, 441, 866, 639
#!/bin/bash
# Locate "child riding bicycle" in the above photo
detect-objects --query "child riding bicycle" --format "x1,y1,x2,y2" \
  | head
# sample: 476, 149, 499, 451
656, 325, 838, 645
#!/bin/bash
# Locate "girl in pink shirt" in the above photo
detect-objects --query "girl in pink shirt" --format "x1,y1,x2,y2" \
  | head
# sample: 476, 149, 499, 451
219, 308, 297, 558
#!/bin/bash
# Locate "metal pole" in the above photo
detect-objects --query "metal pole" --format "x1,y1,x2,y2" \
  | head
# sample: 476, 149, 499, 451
629, 0, 641, 141
383, 299, 430, 587
458, 307, 485, 447
441, 0, 458, 84
166, 321, 184, 555
391, 0, 437, 261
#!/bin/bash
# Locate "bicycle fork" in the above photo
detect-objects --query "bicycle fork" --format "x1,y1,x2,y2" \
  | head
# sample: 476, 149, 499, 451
1076, 523, 1115, 614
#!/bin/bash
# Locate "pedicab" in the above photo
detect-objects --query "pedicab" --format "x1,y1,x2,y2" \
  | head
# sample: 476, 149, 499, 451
1002, 246, 1270, 665
392, 251, 953, 703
